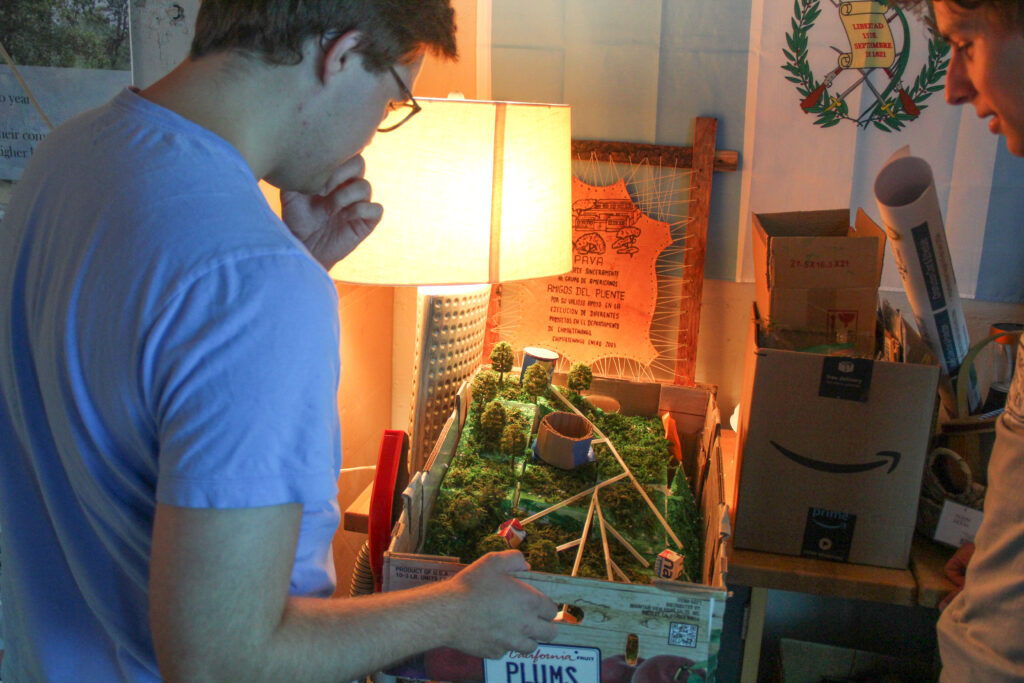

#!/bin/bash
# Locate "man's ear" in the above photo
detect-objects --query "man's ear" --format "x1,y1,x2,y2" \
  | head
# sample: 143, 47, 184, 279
320, 30, 364, 83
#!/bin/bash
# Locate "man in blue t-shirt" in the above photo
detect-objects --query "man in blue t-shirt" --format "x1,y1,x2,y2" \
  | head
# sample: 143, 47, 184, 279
0, 2, 558, 680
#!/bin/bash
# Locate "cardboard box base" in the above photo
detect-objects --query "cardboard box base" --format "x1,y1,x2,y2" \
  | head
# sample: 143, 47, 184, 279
378, 374, 730, 682
734, 304, 939, 569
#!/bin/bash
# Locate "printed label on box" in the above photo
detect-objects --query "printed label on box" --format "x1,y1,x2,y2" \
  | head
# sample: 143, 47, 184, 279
934, 500, 984, 548
827, 309, 859, 345
484, 644, 600, 683
818, 357, 873, 402
383, 556, 462, 592
801, 508, 856, 561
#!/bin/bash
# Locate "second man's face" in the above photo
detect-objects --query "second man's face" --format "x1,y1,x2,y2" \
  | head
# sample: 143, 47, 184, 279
935, 1, 1024, 157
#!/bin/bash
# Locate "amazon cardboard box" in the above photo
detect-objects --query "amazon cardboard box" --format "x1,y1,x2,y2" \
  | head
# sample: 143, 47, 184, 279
734, 304, 939, 569
753, 208, 886, 356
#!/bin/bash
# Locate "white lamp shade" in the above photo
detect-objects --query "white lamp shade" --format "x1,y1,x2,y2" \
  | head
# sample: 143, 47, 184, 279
329, 98, 573, 285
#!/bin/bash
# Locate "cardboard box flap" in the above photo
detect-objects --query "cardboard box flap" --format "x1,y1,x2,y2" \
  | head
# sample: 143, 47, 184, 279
756, 208, 850, 238
753, 209, 883, 290
854, 208, 887, 288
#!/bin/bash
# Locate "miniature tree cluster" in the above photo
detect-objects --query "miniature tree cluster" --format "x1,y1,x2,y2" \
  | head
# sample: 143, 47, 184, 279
423, 359, 704, 584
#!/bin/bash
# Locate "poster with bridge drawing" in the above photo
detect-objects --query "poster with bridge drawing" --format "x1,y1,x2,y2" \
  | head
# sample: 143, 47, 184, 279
502, 177, 673, 369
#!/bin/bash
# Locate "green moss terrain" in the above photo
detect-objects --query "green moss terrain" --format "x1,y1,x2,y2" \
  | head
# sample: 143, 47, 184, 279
422, 375, 704, 584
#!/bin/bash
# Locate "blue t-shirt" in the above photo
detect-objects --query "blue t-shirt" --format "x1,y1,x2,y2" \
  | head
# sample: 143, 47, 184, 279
0, 89, 343, 681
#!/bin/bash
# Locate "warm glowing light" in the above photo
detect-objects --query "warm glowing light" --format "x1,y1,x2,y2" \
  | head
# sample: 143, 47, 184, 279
328, 98, 573, 286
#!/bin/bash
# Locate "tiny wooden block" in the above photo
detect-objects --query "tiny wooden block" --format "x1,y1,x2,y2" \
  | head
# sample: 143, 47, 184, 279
498, 519, 527, 548
655, 549, 685, 580
555, 604, 583, 624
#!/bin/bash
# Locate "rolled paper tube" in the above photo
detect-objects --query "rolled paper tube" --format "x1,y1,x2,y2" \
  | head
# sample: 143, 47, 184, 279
875, 155, 977, 415
520, 346, 559, 381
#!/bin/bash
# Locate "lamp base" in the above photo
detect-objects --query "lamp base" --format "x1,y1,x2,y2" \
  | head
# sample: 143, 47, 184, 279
408, 284, 492, 473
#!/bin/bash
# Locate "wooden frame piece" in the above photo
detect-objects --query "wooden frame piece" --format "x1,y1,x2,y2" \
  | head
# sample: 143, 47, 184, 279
483, 116, 738, 385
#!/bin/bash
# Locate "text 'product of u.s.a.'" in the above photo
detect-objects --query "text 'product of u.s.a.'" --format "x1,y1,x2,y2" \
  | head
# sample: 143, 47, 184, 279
874, 154, 978, 415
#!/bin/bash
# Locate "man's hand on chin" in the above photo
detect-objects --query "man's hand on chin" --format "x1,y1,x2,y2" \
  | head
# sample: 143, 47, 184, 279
281, 154, 383, 270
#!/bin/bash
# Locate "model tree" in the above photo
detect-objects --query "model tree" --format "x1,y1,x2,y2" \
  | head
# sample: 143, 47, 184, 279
500, 422, 528, 460
478, 400, 508, 450
445, 492, 486, 534
522, 363, 550, 403
471, 369, 499, 406
566, 361, 593, 395
490, 341, 515, 385
477, 533, 511, 556
526, 539, 561, 573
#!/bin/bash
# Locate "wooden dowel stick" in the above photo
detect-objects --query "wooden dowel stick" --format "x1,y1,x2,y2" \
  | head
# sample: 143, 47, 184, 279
610, 558, 631, 583
594, 495, 613, 581
603, 519, 651, 568
550, 386, 683, 549
556, 539, 582, 553
571, 495, 597, 578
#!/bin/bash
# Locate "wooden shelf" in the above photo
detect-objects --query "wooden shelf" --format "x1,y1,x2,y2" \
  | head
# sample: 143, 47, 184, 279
729, 535, 954, 683
342, 481, 372, 534
727, 540, 918, 607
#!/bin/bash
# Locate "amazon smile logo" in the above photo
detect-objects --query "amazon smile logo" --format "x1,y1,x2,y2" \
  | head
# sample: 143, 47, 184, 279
770, 440, 900, 474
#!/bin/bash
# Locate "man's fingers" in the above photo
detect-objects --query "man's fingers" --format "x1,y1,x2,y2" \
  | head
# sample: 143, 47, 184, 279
532, 615, 559, 643
945, 569, 967, 588
325, 177, 373, 214
510, 637, 540, 657
939, 587, 962, 611
320, 154, 366, 195
354, 200, 384, 225
486, 549, 530, 572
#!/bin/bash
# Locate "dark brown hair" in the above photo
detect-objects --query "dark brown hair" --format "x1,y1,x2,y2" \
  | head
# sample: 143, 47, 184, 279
889, 0, 1024, 28
190, 0, 458, 71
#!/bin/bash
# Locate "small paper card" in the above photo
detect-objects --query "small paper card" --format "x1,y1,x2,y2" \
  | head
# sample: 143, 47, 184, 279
933, 500, 984, 548
484, 644, 601, 683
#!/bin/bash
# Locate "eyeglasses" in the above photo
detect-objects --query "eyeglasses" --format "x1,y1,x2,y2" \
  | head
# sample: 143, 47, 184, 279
378, 66, 421, 132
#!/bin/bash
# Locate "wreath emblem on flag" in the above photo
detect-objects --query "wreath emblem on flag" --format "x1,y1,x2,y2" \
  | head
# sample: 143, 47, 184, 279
783, 0, 949, 130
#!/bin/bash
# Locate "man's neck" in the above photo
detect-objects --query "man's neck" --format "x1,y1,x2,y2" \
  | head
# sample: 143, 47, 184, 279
140, 52, 311, 180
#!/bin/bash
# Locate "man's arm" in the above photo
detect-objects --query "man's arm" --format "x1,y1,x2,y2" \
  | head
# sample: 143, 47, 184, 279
149, 502, 558, 682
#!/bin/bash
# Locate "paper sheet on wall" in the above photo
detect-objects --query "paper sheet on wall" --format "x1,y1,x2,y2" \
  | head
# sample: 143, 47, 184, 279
1, 1, 132, 180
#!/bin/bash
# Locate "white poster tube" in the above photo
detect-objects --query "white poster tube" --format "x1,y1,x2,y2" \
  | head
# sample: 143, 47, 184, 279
874, 155, 978, 415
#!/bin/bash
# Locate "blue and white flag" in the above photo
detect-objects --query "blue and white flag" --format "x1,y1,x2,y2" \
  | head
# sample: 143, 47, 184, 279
739, 0, 1024, 301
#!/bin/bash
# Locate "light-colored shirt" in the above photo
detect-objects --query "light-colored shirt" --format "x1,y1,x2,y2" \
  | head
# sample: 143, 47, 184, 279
938, 337, 1024, 681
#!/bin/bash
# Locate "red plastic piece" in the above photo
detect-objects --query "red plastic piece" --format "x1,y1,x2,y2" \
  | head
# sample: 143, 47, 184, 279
368, 430, 408, 592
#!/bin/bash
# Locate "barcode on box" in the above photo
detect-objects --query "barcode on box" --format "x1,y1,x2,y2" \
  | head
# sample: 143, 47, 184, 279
669, 622, 698, 648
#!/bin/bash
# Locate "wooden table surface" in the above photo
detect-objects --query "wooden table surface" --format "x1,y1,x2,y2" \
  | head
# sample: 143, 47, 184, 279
728, 534, 956, 608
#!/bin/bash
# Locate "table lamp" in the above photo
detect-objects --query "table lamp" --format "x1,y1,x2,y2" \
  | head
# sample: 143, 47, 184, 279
332, 97, 572, 473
